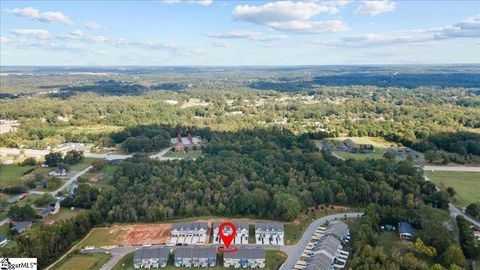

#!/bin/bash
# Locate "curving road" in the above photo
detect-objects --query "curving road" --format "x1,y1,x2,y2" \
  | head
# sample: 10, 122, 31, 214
279, 212, 364, 270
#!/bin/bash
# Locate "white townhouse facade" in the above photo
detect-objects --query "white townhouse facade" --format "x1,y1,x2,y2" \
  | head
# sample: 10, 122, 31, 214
212, 221, 249, 245
255, 223, 284, 246
171, 222, 209, 245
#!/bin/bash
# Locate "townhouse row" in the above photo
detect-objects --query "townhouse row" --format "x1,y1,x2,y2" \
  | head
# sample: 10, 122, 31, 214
169, 221, 284, 246
133, 246, 266, 269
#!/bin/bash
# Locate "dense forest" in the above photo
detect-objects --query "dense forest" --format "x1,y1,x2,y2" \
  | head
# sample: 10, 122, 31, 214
1, 66, 479, 163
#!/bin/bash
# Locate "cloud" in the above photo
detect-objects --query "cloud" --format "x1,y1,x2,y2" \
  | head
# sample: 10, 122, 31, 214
111, 38, 203, 57
233, 1, 339, 24
232, 1, 347, 34
85, 22, 101, 30
355, 0, 396, 16
269, 20, 349, 34
205, 31, 287, 41
211, 41, 230, 47
316, 16, 480, 47
163, 0, 213, 5
0, 37, 8, 44
7, 7, 73, 25
9, 29, 51, 39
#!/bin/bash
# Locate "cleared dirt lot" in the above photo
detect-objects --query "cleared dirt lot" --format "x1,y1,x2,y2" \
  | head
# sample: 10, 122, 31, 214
80, 223, 172, 248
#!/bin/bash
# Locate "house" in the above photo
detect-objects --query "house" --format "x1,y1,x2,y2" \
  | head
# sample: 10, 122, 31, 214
399, 222, 415, 241
49, 168, 67, 176
133, 247, 171, 268
36, 206, 54, 218
107, 159, 122, 165
0, 236, 8, 247
343, 139, 374, 153
50, 200, 60, 215
11, 221, 32, 234
324, 220, 350, 243
171, 222, 209, 245
171, 132, 202, 152
212, 221, 249, 245
7, 193, 29, 204
224, 246, 265, 268
255, 223, 284, 246
174, 246, 217, 268
35, 180, 48, 189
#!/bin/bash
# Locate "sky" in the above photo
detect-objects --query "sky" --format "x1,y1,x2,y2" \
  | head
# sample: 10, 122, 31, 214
0, 0, 479, 66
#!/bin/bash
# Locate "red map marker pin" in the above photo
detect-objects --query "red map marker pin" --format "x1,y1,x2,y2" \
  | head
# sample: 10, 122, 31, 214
218, 222, 236, 249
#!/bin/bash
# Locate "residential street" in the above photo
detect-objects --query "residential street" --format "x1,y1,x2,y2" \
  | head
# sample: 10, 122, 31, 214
279, 212, 364, 270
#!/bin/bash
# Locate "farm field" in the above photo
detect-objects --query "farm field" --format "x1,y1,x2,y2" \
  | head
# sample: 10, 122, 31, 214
112, 250, 286, 270
163, 150, 203, 159
51, 252, 112, 270
425, 171, 480, 208
0, 164, 34, 187
329, 136, 394, 160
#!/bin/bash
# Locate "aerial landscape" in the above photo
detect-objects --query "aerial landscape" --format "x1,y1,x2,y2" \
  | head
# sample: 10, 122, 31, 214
0, 1, 479, 270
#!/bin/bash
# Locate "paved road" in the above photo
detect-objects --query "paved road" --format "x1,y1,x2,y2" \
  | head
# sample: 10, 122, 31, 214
424, 165, 480, 172
0, 217, 11, 226
51, 166, 92, 196
279, 212, 364, 270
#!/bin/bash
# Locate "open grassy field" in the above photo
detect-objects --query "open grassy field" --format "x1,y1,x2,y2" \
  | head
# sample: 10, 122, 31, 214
79, 163, 116, 188
163, 150, 203, 159
425, 171, 480, 208
329, 136, 393, 160
112, 250, 286, 270
0, 164, 34, 187
51, 252, 112, 270
57, 125, 123, 135
44, 208, 84, 224
69, 158, 95, 171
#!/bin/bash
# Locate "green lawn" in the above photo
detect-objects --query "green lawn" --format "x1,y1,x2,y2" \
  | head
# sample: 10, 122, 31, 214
425, 171, 480, 208
112, 250, 286, 270
79, 227, 125, 247
0, 164, 35, 188
51, 252, 112, 270
44, 208, 84, 224
163, 150, 203, 159
69, 158, 96, 171
79, 163, 116, 188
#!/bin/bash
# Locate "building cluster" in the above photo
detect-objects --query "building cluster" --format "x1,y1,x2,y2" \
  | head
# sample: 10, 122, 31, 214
295, 220, 351, 270
133, 246, 266, 269
255, 223, 284, 246
342, 139, 374, 153
171, 132, 202, 152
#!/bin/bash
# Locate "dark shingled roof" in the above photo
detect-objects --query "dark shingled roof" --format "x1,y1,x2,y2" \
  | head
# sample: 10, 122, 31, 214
212, 221, 248, 231
172, 222, 208, 231
399, 222, 415, 235
224, 246, 265, 260
134, 247, 170, 261
255, 223, 284, 232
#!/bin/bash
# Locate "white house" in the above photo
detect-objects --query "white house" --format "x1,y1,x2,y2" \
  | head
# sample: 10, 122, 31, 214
255, 223, 284, 246
49, 168, 67, 176
0, 236, 8, 247
171, 222, 209, 245
224, 246, 265, 268
212, 221, 249, 245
